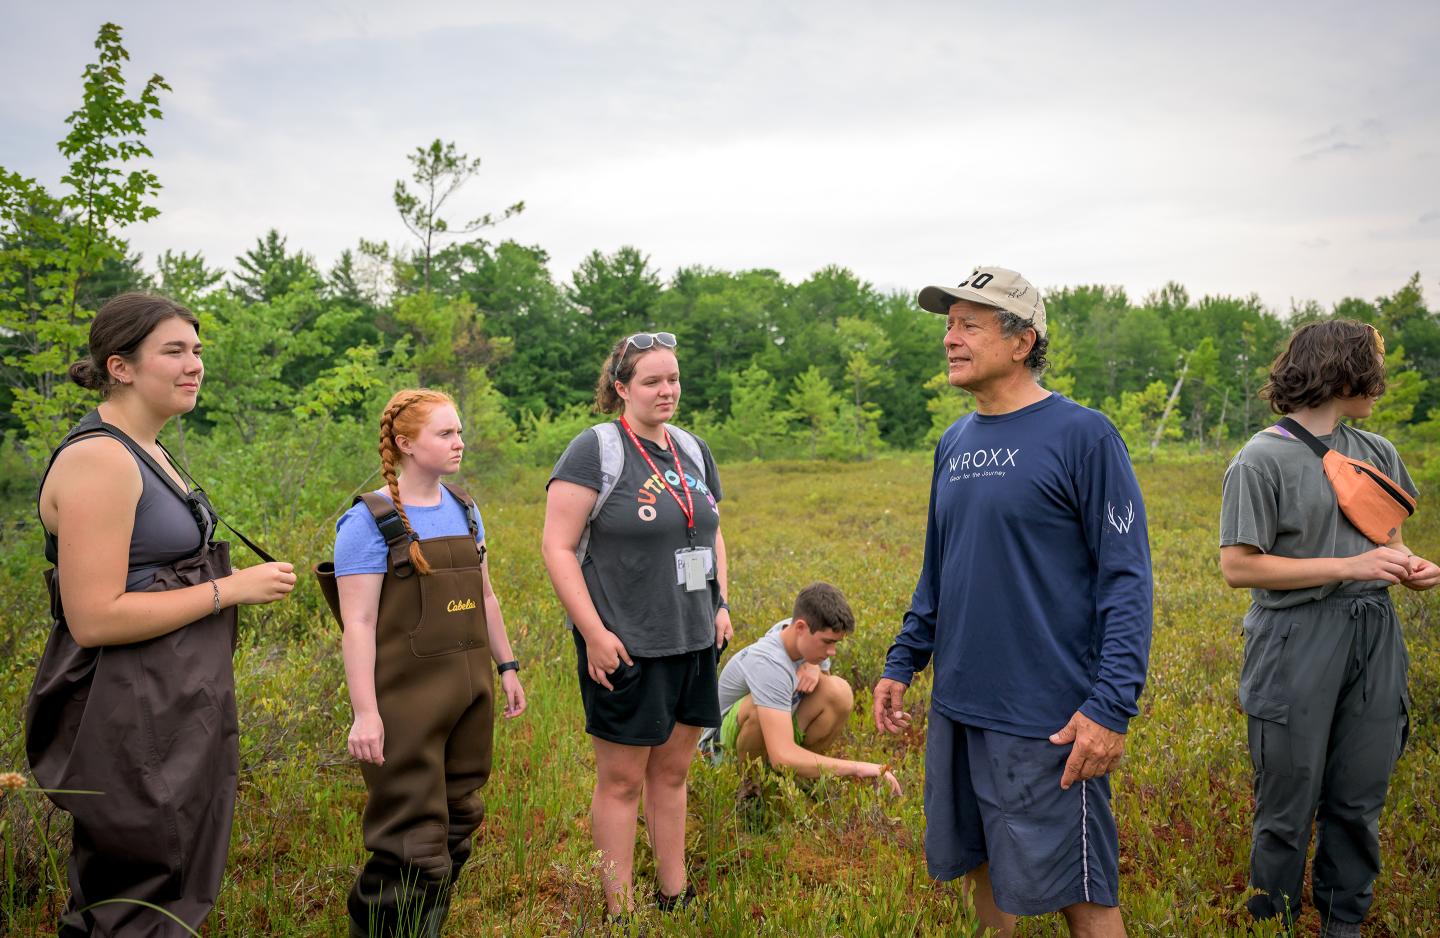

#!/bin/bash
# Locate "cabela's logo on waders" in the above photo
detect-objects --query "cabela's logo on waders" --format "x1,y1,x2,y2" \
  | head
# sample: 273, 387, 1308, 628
446, 598, 477, 612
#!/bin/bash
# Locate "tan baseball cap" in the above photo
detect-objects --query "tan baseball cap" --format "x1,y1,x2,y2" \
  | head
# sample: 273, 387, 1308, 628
918, 266, 1047, 338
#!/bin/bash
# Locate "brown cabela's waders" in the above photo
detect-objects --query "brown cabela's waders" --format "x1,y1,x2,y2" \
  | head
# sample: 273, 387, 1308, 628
25, 413, 239, 938
346, 487, 495, 938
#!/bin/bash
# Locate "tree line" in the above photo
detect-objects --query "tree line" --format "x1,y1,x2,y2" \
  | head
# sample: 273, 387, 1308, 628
3, 24, 1437, 495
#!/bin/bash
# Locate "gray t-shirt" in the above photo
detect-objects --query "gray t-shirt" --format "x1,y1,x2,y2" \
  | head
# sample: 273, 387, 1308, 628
700, 618, 830, 746
549, 421, 723, 656
1219, 423, 1419, 609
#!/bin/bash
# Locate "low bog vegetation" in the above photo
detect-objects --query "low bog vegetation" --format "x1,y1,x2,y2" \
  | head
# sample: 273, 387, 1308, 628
2, 455, 1438, 936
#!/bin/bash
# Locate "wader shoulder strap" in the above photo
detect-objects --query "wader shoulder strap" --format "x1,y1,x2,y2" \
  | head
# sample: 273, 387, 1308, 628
357, 492, 415, 578
38, 411, 109, 564
440, 482, 481, 540
37, 411, 233, 564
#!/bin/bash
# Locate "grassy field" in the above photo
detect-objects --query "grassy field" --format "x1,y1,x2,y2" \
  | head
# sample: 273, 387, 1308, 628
3, 454, 1438, 936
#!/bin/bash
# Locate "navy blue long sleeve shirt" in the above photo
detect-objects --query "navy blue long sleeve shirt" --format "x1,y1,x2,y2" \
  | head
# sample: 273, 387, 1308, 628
883, 394, 1153, 737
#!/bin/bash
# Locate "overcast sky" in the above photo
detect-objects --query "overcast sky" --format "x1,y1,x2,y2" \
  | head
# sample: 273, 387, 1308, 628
2, 0, 1437, 314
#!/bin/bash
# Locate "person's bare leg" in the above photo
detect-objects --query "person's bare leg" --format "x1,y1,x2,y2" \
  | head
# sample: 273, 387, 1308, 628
642, 722, 702, 899
1060, 902, 1126, 937
958, 864, 1017, 937
731, 697, 769, 766
795, 674, 853, 754
591, 738, 650, 915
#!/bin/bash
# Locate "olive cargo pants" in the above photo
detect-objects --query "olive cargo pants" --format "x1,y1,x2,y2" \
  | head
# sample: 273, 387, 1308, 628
1239, 591, 1411, 926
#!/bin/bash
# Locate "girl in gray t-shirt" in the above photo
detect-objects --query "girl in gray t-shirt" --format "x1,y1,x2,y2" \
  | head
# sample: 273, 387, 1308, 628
1218, 319, 1435, 932
542, 332, 730, 919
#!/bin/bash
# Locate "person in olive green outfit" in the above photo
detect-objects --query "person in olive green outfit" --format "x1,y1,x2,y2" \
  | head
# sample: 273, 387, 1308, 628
1220, 320, 1436, 937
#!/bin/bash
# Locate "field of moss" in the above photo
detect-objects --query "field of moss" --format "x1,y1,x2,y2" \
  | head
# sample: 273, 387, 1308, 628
3, 455, 1438, 936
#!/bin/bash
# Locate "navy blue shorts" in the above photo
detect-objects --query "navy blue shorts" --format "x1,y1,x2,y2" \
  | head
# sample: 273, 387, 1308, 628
924, 709, 1120, 915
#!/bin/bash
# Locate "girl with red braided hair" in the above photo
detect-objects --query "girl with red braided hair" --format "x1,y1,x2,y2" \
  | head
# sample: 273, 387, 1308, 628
333, 388, 526, 937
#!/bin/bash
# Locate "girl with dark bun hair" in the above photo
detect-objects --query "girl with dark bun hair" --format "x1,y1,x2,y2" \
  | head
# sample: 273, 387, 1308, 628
332, 388, 525, 937
542, 332, 730, 919
27, 292, 297, 937
1220, 319, 1436, 935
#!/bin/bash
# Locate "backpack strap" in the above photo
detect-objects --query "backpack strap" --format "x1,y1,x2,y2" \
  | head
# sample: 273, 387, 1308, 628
572, 421, 710, 567
358, 491, 415, 578
575, 422, 627, 565
663, 424, 707, 486
1276, 417, 1331, 460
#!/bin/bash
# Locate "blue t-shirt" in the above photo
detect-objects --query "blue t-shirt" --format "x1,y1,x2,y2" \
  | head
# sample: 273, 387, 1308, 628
882, 394, 1153, 738
333, 487, 485, 576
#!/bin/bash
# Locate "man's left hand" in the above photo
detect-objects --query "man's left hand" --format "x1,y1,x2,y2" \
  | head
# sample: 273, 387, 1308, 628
1049, 711, 1125, 790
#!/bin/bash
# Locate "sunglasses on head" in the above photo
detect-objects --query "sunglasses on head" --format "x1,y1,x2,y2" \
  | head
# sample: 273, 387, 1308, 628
613, 332, 678, 380
622, 332, 677, 354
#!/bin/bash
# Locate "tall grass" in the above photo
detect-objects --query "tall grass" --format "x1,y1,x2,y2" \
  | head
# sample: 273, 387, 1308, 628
3, 454, 1437, 935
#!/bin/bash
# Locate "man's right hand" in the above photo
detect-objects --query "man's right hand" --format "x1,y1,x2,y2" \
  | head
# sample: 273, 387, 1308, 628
872, 678, 912, 735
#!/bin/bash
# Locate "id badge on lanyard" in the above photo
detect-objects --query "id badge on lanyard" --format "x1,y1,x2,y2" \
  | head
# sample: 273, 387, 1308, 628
675, 547, 714, 592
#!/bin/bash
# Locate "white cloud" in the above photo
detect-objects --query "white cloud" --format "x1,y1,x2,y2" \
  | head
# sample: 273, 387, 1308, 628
2, 0, 1437, 310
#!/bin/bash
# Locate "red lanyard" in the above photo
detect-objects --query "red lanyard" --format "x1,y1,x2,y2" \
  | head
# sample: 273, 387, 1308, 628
619, 415, 696, 541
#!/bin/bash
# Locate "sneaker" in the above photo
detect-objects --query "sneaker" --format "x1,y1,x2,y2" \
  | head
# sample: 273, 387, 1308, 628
654, 883, 697, 913
1319, 917, 1361, 938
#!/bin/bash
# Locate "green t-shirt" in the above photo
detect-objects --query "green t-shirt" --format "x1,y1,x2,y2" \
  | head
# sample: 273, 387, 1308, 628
1219, 422, 1419, 609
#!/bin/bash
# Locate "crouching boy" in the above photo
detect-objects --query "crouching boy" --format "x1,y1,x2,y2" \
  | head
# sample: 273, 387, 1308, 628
701, 582, 900, 794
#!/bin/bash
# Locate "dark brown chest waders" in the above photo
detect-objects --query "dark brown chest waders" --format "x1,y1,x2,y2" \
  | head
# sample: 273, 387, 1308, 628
24, 412, 238, 938
346, 487, 495, 938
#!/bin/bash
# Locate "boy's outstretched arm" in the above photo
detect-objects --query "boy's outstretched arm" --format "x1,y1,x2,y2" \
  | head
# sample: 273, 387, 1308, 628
753, 706, 901, 795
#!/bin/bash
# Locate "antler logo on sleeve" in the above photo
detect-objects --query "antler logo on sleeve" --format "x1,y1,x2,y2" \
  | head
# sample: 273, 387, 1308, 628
1106, 500, 1135, 534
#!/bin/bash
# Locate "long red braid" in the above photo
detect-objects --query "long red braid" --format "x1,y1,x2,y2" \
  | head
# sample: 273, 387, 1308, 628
378, 388, 456, 576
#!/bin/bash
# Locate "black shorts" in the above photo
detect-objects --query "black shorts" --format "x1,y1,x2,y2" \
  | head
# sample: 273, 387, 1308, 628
572, 630, 721, 746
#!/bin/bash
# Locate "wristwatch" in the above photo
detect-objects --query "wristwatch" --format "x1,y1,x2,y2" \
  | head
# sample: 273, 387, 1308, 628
497, 660, 520, 675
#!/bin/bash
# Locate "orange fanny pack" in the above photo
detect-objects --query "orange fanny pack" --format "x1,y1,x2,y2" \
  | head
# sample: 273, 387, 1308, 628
1277, 417, 1416, 545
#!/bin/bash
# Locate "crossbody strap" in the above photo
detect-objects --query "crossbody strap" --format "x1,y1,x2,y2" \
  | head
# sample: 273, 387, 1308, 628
1275, 417, 1331, 460
153, 439, 276, 563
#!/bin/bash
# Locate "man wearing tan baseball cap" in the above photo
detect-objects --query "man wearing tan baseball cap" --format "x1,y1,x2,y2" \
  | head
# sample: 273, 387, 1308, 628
874, 266, 1153, 938
916, 266, 1048, 335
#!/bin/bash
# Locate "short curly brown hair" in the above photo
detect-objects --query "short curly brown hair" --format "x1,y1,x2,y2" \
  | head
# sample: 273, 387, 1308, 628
792, 582, 855, 635
1259, 319, 1386, 415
